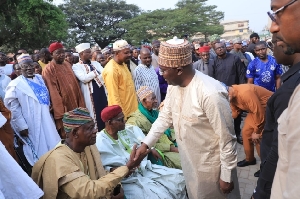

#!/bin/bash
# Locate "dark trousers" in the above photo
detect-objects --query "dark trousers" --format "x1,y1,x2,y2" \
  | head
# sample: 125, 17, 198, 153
234, 114, 241, 137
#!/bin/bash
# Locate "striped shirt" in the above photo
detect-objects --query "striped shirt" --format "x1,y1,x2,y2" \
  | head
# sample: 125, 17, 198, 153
133, 64, 161, 105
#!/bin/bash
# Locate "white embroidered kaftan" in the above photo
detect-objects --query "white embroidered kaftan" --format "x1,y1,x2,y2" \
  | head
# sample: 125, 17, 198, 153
0, 141, 44, 199
72, 61, 107, 130
4, 75, 60, 165
143, 70, 240, 199
96, 125, 187, 199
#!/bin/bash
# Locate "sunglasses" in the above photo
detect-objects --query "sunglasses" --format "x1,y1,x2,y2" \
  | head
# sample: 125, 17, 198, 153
267, 0, 297, 23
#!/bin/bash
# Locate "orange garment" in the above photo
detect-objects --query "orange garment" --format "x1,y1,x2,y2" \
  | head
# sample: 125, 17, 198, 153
230, 84, 273, 161
0, 99, 19, 162
42, 61, 86, 136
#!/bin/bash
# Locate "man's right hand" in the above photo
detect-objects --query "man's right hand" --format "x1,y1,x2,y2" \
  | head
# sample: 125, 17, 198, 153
126, 144, 149, 171
20, 129, 29, 137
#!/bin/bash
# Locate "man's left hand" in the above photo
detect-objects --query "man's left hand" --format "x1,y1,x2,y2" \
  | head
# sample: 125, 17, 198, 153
219, 179, 234, 194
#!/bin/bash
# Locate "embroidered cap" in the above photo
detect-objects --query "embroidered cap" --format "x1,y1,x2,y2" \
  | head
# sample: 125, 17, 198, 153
113, 40, 131, 52
75, 43, 90, 53
158, 36, 192, 68
17, 54, 33, 64
137, 86, 154, 101
62, 107, 93, 133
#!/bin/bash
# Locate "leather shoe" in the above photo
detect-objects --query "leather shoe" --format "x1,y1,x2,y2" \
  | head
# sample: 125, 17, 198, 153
237, 159, 256, 167
254, 170, 260, 177
237, 136, 243, 145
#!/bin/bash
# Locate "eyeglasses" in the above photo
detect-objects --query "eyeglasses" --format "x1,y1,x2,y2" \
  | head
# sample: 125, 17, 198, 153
267, 0, 297, 23
19, 63, 34, 69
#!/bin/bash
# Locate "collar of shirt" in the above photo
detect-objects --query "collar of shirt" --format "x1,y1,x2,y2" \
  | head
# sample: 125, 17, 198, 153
281, 61, 300, 83
141, 64, 152, 68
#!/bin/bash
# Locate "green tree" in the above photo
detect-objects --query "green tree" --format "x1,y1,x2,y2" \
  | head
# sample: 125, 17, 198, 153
0, 0, 68, 53
123, 0, 224, 43
59, 0, 141, 48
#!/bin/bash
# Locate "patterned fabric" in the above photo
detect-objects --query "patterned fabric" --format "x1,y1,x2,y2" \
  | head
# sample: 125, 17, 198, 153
62, 107, 93, 133
136, 86, 153, 101
246, 55, 283, 92
159, 39, 192, 68
24, 76, 50, 105
134, 64, 161, 104
17, 54, 32, 64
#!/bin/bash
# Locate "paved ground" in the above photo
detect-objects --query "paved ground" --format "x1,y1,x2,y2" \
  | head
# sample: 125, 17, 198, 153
237, 142, 260, 199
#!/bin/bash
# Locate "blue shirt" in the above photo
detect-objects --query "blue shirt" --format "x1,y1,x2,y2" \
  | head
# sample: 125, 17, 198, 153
246, 55, 283, 92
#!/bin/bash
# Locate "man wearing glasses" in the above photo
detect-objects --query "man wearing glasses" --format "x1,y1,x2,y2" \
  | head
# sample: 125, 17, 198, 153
253, 0, 300, 198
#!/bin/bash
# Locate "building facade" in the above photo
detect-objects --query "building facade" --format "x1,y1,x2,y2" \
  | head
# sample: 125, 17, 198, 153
221, 20, 250, 40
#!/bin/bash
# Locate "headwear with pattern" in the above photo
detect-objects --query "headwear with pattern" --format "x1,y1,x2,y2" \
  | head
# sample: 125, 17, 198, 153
49, 42, 64, 53
17, 54, 33, 64
158, 36, 192, 68
62, 107, 93, 133
101, 105, 123, 122
113, 40, 131, 51
137, 86, 154, 101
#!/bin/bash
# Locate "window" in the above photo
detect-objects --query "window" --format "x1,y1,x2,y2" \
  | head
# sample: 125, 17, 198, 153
239, 29, 243, 32
238, 23, 244, 27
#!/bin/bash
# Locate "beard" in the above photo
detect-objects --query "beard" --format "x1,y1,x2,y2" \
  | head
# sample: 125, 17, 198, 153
284, 45, 296, 55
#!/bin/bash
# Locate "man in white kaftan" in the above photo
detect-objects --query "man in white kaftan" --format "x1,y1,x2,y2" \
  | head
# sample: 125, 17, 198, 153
96, 124, 187, 199
0, 140, 44, 199
73, 43, 108, 131
4, 54, 60, 167
135, 37, 240, 199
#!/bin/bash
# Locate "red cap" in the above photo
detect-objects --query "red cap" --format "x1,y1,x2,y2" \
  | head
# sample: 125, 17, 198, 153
101, 105, 123, 122
49, 42, 64, 53
198, 46, 210, 53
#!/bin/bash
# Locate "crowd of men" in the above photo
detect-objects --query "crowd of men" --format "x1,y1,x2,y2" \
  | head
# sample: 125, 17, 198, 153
0, 0, 300, 198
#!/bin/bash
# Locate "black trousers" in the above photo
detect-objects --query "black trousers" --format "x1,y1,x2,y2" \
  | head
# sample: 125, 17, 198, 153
234, 114, 242, 137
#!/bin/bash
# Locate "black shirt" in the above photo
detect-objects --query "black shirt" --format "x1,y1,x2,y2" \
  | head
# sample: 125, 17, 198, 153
254, 62, 300, 199
211, 53, 246, 86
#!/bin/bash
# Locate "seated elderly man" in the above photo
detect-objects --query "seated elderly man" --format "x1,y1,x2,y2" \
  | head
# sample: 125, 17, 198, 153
127, 86, 181, 169
32, 107, 146, 199
96, 105, 187, 199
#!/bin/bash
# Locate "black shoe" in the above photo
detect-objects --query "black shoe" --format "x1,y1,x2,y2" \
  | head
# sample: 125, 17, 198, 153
237, 159, 256, 167
254, 170, 260, 177
237, 136, 243, 145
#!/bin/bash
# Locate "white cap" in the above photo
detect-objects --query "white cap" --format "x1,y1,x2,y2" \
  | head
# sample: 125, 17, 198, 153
75, 43, 90, 53
113, 40, 131, 51
166, 36, 185, 45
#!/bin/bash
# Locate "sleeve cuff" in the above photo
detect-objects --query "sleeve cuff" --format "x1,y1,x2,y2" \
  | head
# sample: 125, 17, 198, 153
220, 167, 232, 183
142, 135, 157, 149
112, 166, 129, 178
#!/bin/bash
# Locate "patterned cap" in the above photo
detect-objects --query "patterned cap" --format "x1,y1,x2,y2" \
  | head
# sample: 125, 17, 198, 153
113, 40, 131, 51
17, 54, 33, 64
75, 43, 90, 53
158, 36, 192, 68
137, 86, 154, 101
62, 107, 93, 133
101, 47, 110, 54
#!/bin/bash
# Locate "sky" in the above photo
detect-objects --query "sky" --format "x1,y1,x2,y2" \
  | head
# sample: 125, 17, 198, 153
54, 0, 271, 32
